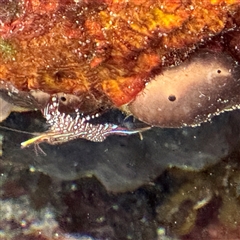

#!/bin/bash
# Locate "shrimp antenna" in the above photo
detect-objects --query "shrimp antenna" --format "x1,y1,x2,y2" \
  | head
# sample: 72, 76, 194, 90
0, 125, 40, 136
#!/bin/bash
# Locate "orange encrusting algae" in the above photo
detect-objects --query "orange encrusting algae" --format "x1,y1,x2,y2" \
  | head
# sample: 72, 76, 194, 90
0, 0, 239, 111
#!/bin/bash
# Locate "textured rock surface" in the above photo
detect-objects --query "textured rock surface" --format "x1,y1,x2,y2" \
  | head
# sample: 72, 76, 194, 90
1, 1, 240, 239
0, 0, 239, 112
1, 132, 240, 239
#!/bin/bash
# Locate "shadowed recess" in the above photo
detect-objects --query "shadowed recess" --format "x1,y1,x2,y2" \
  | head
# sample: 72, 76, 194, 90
1, 109, 240, 193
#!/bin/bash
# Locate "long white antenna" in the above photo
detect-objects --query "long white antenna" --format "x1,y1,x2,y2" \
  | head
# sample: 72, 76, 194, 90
0, 125, 40, 136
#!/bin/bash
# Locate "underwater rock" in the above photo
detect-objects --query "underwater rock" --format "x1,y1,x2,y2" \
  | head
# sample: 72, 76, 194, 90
0, 194, 95, 240
0, 98, 15, 122
0, 97, 35, 122
156, 175, 213, 236
1, 109, 240, 193
0, 80, 43, 121
129, 51, 240, 127
0, 0, 239, 111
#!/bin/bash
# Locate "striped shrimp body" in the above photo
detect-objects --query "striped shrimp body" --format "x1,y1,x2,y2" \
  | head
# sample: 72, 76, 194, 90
21, 95, 150, 150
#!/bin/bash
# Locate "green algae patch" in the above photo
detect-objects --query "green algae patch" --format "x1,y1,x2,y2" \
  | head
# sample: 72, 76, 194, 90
0, 38, 16, 61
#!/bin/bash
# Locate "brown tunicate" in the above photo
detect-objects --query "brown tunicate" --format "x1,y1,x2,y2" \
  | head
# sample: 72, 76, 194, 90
128, 51, 240, 127
0, 84, 101, 123
30, 90, 97, 114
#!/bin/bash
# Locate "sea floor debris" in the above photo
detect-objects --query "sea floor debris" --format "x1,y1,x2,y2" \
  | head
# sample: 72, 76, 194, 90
2, 139, 240, 239
0, 110, 240, 239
